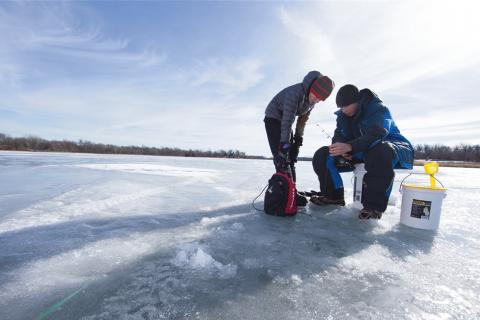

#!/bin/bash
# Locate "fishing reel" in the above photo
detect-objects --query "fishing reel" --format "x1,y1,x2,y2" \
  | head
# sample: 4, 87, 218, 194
335, 156, 355, 170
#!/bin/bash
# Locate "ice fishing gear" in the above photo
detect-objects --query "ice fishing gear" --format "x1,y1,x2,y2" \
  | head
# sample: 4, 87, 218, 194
335, 156, 354, 170
315, 123, 332, 139
252, 159, 302, 216
399, 161, 447, 230
263, 171, 297, 216
315, 124, 353, 169
252, 184, 269, 212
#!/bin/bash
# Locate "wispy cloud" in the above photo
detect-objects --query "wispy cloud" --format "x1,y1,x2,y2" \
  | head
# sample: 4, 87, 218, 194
189, 58, 265, 94
277, 6, 336, 67
0, 2, 166, 88
276, 1, 480, 90
275, 1, 480, 153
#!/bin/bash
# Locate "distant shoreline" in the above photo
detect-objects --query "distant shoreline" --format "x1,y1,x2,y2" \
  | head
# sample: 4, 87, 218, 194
2, 133, 480, 165
412, 160, 480, 168
1, 150, 480, 168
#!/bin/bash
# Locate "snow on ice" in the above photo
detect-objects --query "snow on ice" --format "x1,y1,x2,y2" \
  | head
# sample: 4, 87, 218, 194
0, 151, 479, 319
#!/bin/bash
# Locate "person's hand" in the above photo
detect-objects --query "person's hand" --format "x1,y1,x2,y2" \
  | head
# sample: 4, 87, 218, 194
274, 154, 287, 170
293, 135, 303, 147
329, 142, 352, 156
342, 153, 352, 160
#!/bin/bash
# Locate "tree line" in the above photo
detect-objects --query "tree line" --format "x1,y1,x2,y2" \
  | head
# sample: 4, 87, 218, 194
0, 133, 248, 159
1, 133, 479, 162
414, 144, 480, 162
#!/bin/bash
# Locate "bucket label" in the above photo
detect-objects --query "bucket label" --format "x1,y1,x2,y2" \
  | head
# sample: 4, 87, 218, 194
411, 199, 432, 220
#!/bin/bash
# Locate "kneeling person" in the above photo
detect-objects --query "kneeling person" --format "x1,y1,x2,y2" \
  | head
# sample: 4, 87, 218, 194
311, 84, 414, 219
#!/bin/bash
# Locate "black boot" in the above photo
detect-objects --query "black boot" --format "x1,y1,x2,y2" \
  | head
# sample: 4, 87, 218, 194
310, 194, 345, 206
296, 192, 308, 207
358, 207, 383, 220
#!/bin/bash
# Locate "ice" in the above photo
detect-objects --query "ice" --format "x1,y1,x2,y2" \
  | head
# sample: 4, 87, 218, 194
0, 151, 479, 320
171, 244, 238, 279
75, 163, 218, 180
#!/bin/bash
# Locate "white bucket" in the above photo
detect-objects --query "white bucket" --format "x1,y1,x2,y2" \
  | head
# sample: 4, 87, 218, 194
400, 185, 447, 230
352, 163, 366, 209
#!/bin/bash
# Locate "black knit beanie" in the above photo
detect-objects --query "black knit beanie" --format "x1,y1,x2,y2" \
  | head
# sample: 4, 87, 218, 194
336, 84, 359, 107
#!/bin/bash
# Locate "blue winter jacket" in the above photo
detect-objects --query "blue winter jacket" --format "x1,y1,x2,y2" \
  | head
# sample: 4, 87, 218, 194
332, 89, 414, 169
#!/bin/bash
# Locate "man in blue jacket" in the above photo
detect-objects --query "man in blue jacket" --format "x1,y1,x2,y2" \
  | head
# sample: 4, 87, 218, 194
311, 84, 414, 219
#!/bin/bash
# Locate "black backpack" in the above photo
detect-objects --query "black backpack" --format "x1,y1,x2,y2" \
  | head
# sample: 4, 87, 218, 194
264, 172, 297, 216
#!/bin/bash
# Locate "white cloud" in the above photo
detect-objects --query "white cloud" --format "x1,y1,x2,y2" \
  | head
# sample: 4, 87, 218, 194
277, 6, 336, 67
189, 57, 265, 94
273, 1, 480, 155
276, 1, 480, 90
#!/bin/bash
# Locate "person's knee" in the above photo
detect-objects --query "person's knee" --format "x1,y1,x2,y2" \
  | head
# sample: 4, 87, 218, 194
313, 146, 329, 160
312, 146, 329, 172
367, 142, 394, 161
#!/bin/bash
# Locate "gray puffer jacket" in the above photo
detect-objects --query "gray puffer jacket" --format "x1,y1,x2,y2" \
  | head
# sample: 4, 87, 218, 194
265, 71, 321, 142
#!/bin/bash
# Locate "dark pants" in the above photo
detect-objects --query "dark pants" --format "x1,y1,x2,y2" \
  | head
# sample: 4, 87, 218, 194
264, 117, 296, 182
312, 142, 396, 212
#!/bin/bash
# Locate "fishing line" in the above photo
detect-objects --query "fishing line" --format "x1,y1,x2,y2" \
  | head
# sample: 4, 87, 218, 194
36, 284, 88, 320
252, 184, 268, 212
315, 123, 333, 139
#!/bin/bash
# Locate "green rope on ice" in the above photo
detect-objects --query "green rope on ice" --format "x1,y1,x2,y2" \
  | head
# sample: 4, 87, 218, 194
35, 284, 87, 320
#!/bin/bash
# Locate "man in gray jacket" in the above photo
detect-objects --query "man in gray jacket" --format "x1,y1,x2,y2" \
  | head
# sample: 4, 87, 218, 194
264, 70, 334, 183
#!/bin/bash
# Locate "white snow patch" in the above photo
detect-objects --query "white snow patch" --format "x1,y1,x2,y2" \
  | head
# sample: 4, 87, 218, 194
0, 182, 166, 234
172, 244, 237, 279
75, 163, 218, 179
389, 193, 400, 206
272, 274, 303, 286
291, 274, 303, 285
199, 213, 251, 227
338, 244, 400, 275
231, 222, 245, 231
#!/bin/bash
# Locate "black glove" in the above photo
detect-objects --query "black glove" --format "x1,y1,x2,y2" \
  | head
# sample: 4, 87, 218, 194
290, 145, 299, 163
290, 135, 303, 163
293, 135, 303, 146
274, 142, 290, 170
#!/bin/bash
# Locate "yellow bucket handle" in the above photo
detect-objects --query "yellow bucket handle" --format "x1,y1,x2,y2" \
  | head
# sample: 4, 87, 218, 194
399, 172, 445, 193
424, 162, 439, 188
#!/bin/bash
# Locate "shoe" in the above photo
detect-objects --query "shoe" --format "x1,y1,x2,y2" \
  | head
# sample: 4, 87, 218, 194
298, 190, 322, 197
310, 195, 345, 206
358, 207, 383, 220
296, 192, 308, 207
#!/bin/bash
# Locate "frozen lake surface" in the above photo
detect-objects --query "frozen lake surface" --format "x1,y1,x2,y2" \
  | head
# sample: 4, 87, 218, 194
0, 151, 479, 319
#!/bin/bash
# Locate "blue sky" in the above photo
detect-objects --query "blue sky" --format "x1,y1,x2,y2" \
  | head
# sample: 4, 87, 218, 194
1, 1, 479, 156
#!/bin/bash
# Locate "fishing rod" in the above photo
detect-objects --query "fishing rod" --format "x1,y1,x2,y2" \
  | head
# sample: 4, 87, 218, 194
315, 123, 332, 139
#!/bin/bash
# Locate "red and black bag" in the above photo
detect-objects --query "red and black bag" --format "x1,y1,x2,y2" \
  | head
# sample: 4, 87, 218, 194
264, 172, 297, 216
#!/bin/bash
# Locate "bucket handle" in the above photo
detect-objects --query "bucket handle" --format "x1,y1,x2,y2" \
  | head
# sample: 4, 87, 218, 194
399, 172, 445, 192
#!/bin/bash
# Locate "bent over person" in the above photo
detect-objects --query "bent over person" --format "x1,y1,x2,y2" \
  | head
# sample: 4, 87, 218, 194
311, 84, 414, 219
264, 70, 334, 183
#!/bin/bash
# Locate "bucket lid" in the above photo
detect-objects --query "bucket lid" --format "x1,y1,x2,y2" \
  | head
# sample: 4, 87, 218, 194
402, 184, 447, 191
